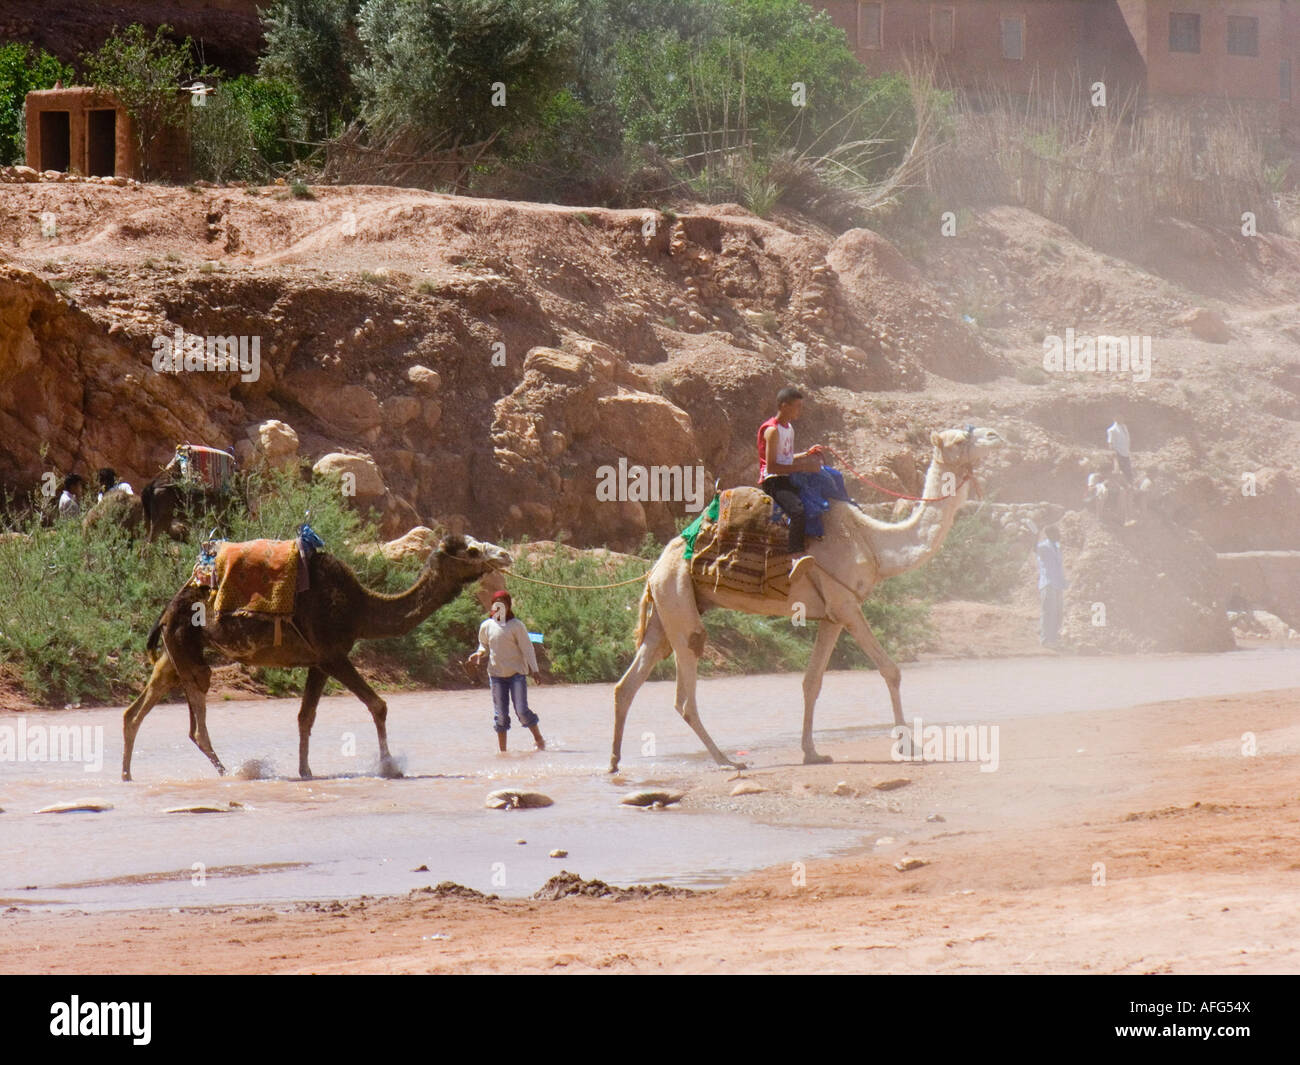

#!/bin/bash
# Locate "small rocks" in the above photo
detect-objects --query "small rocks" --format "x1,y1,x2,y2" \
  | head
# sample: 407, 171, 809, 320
484, 789, 553, 810
831, 780, 854, 797
873, 778, 912, 791
549, 849, 568, 859
621, 790, 684, 808
874, 837, 896, 847
894, 857, 930, 872
36, 800, 113, 814
926, 813, 946, 823
161, 803, 237, 814
730, 780, 766, 796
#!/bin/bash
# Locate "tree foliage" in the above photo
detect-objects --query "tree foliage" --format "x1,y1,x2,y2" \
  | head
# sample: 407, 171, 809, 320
0, 43, 74, 166
82, 24, 218, 181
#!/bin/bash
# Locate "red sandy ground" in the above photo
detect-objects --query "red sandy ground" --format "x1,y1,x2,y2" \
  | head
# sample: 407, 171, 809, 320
2, 687, 1297, 974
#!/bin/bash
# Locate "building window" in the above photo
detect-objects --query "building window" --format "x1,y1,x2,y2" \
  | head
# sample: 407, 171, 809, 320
1169, 13, 1200, 53
1001, 16, 1024, 61
932, 6, 955, 55
859, 2, 883, 50
1227, 16, 1259, 57
1283, 59, 1293, 102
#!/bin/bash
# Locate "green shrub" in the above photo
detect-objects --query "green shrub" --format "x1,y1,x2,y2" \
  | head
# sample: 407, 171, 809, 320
0, 42, 74, 166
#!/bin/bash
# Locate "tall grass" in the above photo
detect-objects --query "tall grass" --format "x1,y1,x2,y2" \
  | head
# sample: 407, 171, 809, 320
920, 71, 1279, 254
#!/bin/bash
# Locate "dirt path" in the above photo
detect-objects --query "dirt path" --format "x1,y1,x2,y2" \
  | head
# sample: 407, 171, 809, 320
4, 686, 1296, 974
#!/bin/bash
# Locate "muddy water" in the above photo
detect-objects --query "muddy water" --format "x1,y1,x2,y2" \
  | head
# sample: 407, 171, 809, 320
2, 648, 1297, 911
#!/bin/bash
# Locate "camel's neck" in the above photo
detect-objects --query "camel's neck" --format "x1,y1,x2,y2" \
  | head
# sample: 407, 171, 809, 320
859, 459, 970, 579
359, 560, 473, 639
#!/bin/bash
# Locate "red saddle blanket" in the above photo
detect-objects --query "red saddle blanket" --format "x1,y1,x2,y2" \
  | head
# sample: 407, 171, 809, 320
212, 539, 301, 616
687, 487, 792, 599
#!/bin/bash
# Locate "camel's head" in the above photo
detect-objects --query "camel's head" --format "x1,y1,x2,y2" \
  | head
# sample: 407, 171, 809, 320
930, 426, 1004, 473
434, 535, 513, 577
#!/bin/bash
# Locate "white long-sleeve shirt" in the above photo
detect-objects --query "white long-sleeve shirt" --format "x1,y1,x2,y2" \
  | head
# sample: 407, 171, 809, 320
1106, 422, 1131, 457
476, 617, 539, 677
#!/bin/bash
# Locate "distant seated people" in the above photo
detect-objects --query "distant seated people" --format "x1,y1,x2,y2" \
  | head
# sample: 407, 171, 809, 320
57, 473, 84, 518
96, 467, 134, 502
1106, 417, 1133, 484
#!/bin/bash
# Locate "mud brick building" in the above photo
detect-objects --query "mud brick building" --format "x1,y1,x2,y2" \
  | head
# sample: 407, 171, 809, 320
811, 1, 1299, 136
24, 86, 190, 181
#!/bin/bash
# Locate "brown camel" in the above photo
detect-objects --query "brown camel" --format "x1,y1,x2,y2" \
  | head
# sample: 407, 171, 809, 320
82, 489, 145, 538
122, 534, 512, 781
610, 427, 1003, 772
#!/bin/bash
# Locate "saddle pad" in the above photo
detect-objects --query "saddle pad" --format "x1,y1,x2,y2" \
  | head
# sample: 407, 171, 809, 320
688, 487, 792, 600
212, 539, 300, 616
172, 444, 237, 493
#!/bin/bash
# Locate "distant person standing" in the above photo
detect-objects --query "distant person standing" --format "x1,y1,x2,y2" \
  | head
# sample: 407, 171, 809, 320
1036, 525, 1068, 648
1107, 417, 1133, 484
57, 474, 83, 519
468, 591, 545, 752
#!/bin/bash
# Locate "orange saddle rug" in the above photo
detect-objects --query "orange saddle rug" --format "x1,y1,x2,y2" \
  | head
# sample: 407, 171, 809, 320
688, 486, 792, 600
212, 539, 301, 617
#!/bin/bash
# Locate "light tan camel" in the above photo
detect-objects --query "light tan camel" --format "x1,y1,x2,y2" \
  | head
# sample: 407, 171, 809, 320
122, 534, 511, 781
610, 427, 1003, 771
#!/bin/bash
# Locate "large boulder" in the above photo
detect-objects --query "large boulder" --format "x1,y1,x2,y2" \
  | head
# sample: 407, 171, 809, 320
313, 452, 386, 502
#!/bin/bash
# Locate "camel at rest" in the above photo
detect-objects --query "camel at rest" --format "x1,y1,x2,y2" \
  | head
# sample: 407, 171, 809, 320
610, 426, 1004, 772
122, 534, 511, 781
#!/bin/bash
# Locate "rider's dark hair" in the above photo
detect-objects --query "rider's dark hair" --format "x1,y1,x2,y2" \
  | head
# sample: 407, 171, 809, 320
776, 387, 803, 407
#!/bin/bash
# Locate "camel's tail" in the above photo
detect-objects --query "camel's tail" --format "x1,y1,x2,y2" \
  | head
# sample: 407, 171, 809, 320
632, 584, 653, 648
145, 609, 165, 663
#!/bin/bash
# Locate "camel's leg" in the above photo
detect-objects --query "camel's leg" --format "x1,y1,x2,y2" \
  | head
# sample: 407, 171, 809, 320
800, 621, 844, 765
610, 607, 672, 772
322, 657, 400, 778
122, 654, 180, 781
833, 605, 906, 734
178, 661, 224, 777
297, 667, 328, 780
667, 628, 745, 770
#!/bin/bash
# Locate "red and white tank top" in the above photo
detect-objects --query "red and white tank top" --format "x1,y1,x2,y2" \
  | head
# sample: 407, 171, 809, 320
757, 416, 794, 483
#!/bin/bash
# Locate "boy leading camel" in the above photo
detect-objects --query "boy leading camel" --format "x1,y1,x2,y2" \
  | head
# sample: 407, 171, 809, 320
757, 386, 825, 580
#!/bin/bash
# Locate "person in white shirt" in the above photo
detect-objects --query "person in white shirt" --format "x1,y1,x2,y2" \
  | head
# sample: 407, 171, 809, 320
95, 467, 134, 502
57, 474, 83, 519
1106, 418, 1132, 483
468, 591, 545, 752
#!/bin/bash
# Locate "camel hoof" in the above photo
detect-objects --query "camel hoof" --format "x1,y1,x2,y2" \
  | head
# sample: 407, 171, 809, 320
122, 772, 132, 783
803, 751, 833, 765
379, 756, 404, 780
300, 769, 313, 781
723, 760, 749, 771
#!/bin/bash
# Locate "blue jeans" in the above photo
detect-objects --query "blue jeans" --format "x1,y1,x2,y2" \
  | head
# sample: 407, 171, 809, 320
490, 674, 538, 733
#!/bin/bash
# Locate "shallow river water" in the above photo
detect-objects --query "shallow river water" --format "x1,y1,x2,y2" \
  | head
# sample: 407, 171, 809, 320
2, 648, 1297, 911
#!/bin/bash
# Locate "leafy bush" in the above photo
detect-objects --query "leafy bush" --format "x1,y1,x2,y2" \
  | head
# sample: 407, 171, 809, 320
0, 43, 74, 166
354, 0, 578, 148
260, 0, 362, 141
192, 74, 304, 182
82, 24, 219, 181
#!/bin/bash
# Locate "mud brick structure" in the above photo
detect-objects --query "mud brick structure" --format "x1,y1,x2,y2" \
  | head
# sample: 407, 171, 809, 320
811, 1, 1299, 136
24, 86, 190, 181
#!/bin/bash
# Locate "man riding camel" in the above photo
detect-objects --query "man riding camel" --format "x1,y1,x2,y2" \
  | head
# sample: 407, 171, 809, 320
757, 386, 825, 581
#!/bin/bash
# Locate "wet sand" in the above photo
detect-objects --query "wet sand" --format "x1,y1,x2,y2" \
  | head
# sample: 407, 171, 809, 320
2, 651, 1298, 972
